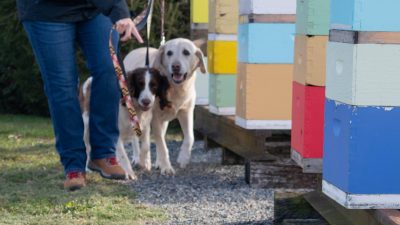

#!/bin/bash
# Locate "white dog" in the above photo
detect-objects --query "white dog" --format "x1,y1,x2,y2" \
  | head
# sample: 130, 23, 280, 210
124, 38, 206, 175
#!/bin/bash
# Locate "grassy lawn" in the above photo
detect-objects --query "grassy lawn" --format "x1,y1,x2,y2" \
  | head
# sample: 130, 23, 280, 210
0, 114, 166, 225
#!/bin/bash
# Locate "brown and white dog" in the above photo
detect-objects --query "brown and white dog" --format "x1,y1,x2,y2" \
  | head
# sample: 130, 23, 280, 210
124, 38, 207, 175
80, 67, 170, 179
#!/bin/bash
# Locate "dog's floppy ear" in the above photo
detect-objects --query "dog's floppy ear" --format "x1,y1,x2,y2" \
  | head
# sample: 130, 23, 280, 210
195, 48, 207, 74
126, 69, 141, 99
153, 68, 171, 110
153, 45, 166, 72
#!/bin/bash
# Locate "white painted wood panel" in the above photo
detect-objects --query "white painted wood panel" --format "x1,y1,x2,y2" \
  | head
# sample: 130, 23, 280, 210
326, 42, 400, 106
239, 0, 297, 15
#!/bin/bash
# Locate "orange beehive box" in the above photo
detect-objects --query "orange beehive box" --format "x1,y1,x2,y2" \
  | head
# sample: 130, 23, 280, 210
293, 35, 328, 86
236, 63, 293, 129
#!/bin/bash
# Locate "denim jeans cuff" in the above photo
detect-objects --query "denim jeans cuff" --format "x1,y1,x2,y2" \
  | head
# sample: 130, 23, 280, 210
64, 168, 87, 175
90, 152, 116, 160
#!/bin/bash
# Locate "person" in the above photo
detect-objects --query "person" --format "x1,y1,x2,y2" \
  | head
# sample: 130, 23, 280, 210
16, 0, 143, 191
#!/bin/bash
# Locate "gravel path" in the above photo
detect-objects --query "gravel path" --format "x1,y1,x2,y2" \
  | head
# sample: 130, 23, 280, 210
129, 141, 274, 225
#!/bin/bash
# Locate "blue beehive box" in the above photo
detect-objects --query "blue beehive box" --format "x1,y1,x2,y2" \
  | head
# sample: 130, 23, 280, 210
323, 98, 400, 209
238, 23, 295, 64
330, 0, 400, 31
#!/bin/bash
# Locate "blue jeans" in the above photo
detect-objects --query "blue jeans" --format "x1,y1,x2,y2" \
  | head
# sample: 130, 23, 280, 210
23, 15, 120, 174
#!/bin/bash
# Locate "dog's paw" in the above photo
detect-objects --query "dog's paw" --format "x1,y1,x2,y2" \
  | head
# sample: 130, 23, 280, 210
139, 159, 152, 172
155, 160, 175, 175
177, 151, 191, 168
160, 166, 175, 176
126, 171, 137, 180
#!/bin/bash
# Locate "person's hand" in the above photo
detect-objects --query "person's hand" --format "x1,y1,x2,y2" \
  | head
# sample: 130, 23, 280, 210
115, 18, 144, 43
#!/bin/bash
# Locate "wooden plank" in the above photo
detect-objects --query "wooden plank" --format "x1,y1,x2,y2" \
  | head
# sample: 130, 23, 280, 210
246, 159, 320, 189
239, 14, 296, 24
304, 191, 381, 225
274, 190, 326, 224
222, 148, 244, 165
330, 29, 400, 44
194, 106, 275, 160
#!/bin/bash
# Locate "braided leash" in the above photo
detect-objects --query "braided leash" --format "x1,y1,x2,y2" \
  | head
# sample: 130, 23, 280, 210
109, 28, 142, 136
108, 0, 156, 137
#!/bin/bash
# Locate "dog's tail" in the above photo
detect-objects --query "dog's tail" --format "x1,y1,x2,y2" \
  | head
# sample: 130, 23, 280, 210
79, 77, 93, 113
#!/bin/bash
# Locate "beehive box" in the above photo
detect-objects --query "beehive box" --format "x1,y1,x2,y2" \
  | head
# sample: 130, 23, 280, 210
293, 35, 328, 86
239, 0, 296, 15
326, 41, 400, 106
191, 0, 208, 24
238, 23, 295, 64
295, 0, 330, 35
195, 57, 209, 105
291, 82, 325, 173
207, 34, 237, 74
330, 0, 400, 31
209, 74, 236, 115
236, 63, 292, 129
323, 98, 400, 209
209, 0, 238, 34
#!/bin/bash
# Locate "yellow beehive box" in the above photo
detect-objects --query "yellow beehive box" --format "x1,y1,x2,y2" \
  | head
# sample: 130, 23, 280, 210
209, 0, 238, 34
207, 36, 237, 74
236, 63, 293, 129
293, 35, 328, 86
191, 0, 209, 23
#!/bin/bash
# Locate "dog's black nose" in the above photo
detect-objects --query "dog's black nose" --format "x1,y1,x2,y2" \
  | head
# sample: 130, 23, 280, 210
141, 98, 151, 106
172, 63, 181, 73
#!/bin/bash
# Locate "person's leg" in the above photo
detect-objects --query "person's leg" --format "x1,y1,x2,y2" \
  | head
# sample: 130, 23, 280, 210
23, 21, 87, 174
76, 15, 120, 160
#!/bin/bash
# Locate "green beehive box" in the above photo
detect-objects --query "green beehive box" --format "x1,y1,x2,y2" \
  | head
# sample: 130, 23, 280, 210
209, 73, 236, 115
296, 0, 330, 35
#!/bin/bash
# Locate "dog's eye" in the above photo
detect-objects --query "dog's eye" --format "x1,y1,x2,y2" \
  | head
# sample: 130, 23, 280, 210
149, 81, 156, 88
167, 50, 173, 57
183, 49, 190, 56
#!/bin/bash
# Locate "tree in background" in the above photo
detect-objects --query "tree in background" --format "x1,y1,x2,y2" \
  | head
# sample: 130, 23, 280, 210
0, 0, 190, 116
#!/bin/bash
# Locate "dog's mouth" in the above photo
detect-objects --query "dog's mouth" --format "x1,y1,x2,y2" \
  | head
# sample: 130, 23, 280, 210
171, 73, 187, 84
139, 105, 151, 111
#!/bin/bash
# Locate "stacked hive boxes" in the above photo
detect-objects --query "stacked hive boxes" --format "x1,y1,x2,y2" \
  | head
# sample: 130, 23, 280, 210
236, 0, 296, 129
323, 0, 400, 209
290, 0, 330, 173
191, 0, 209, 105
207, 0, 238, 115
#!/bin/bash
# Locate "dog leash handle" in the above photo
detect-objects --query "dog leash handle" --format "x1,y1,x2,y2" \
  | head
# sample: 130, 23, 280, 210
109, 27, 142, 136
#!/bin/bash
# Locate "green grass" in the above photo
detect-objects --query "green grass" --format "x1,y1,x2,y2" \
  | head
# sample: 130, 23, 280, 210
0, 114, 166, 225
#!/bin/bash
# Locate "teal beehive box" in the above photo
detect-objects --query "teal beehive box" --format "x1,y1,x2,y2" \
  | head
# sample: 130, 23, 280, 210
209, 74, 236, 115
296, 0, 330, 35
